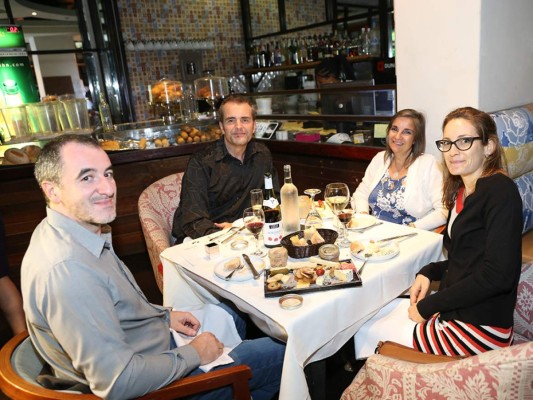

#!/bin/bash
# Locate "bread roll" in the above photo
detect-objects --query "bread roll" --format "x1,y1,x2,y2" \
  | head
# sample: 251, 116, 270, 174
22, 145, 41, 163
4, 148, 30, 164
304, 227, 317, 241
310, 231, 325, 245
350, 241, 364, 254
224, 257, 241, 271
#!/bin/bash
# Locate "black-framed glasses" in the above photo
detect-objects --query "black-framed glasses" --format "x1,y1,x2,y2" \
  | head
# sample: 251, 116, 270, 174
435, 137, 482, 152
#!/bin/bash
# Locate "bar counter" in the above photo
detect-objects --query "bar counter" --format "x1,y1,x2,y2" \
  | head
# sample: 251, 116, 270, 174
0, 139, 380, 284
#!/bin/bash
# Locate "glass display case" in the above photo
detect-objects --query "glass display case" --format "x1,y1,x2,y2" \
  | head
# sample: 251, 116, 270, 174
246, 83, 396, 147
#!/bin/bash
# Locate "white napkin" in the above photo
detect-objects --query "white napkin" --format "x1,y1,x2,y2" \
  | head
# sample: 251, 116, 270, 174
171, 304, 242, 371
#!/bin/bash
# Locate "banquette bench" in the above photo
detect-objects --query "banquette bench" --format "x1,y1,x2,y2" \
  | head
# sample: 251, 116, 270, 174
489, 103, 533, 261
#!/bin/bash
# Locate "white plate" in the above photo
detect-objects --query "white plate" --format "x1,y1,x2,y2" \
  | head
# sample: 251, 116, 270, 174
347, 214, 377, 231
214, 256, 266, 282
351, 241, 399, 262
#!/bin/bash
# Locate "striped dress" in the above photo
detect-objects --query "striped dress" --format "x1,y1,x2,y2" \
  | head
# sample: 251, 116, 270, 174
413, 187, 513, 356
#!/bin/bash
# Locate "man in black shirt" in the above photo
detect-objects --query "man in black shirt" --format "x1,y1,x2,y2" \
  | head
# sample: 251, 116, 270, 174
172, 95, 279, 243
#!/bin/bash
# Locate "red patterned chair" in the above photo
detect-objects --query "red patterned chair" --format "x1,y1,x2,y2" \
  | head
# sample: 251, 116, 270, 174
341, 261, 533, 399
138, 173, 184, 292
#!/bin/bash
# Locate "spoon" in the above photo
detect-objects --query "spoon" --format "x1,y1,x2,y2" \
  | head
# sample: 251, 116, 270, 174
223, 262, 244, 281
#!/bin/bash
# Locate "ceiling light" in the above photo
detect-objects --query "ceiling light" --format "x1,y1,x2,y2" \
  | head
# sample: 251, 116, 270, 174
31, 12, 37, 16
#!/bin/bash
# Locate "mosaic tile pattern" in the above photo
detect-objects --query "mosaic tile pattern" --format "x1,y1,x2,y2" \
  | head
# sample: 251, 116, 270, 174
117, 0, 327, 121
286, 0, 326, 31
250, 0, 280, 37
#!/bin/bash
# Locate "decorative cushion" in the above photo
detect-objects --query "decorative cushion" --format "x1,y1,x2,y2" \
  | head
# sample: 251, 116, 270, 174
490, 107, 533, 148
514, 174, 533, 233
341, 341, 533, 400
514, 261, 533, 343
503, 142, 533, 179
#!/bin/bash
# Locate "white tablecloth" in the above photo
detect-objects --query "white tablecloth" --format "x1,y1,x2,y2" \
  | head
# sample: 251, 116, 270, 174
161, 222, 444, 400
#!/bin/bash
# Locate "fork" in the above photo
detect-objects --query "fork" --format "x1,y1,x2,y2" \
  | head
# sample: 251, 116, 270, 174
223, 263, 244, 281
358, 253, 371, 276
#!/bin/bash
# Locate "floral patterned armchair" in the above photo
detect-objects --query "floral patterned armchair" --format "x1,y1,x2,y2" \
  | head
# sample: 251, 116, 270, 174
138, 173, 184, 292
341, 261, 533, 399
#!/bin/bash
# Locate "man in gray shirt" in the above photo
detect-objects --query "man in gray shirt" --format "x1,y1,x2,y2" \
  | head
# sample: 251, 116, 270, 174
21, 134, 284, 399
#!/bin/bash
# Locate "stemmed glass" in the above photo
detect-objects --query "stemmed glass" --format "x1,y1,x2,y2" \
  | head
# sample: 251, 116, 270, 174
243, 207, 266, 257
337, 208, 354, 247
324, 183, 350, 247
304, 188, 323, 229
250, 189, 264, 211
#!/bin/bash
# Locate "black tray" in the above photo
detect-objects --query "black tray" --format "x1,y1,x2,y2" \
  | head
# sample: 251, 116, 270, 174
263, 261, 362, 298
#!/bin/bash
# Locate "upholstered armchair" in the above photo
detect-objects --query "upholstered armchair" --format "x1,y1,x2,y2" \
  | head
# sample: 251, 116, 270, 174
341, 261, 533, 400
138, 173, 184, 292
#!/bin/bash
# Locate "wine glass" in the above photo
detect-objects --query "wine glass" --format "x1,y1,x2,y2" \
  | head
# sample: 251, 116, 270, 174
250, 189, 264, 211
337, 208, 354, 247
324, 183, 350, 246
243, 207, 266, 257
304, 188, 323, 229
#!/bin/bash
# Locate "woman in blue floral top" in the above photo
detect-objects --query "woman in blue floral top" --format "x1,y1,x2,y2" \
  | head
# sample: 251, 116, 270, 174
351, 109, 447, 230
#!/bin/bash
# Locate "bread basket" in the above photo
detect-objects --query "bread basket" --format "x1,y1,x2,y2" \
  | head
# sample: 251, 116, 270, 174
281, 229, 338, 259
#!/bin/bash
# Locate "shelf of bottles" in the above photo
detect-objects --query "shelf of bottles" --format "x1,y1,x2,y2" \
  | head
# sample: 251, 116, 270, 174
245, 26, 385, 73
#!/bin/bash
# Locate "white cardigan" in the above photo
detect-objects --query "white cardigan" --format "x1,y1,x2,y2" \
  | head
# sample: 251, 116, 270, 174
351, 151, 447, 230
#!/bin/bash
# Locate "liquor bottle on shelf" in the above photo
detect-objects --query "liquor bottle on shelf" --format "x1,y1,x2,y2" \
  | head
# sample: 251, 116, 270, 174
262, 172, 282, 247
280, 164, 300, 235
99, 93, 113, 132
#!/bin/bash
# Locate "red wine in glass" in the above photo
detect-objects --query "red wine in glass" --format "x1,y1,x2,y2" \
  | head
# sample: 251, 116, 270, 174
338, 212, 353, 225
246, 221, 264, 235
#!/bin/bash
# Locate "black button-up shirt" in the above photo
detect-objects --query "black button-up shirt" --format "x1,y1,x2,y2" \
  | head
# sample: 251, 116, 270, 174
172, 138, 279, 242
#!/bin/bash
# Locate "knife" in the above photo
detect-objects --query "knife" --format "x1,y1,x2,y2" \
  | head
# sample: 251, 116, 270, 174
375, 232, 418, 244
242, 254, 260, 279
209, 227, 236, 242
221, 226, 245, 244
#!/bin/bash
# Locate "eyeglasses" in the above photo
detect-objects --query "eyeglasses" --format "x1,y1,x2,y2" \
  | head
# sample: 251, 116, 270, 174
435, 137, 482, 152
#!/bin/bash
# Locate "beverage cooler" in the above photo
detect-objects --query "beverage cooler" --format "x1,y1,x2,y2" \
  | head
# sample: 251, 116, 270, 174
0, 25, 40, 143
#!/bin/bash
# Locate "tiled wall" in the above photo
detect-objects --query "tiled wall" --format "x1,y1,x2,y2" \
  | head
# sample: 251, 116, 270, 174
117, 0, 247, 120
116, 0, 326, 121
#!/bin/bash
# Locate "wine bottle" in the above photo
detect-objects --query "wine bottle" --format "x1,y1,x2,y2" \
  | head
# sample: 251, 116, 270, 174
262, 173, 282, 247
280, 164, 300, 235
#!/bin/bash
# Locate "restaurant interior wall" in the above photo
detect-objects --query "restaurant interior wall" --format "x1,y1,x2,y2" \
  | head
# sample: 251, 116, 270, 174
116, 0, 248, 121
395, 0, 533, 158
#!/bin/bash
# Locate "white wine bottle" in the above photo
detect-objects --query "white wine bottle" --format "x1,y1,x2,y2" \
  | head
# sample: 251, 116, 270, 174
262, 172, 282, 247
280, 164, 299, 235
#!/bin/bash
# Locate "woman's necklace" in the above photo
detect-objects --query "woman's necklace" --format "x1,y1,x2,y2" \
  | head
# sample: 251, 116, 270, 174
390, 159, 408, 180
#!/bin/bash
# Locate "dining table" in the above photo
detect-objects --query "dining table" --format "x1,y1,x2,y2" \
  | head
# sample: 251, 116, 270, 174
161, 216, 445, 400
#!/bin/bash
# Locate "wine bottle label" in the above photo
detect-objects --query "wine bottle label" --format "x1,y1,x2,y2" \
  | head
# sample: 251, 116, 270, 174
263, 221, 283, 247
263, 197, 279, 209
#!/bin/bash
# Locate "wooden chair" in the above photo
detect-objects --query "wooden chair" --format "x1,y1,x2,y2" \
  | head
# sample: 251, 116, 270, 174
138, 173, 184, 293
0, 331, 252, 400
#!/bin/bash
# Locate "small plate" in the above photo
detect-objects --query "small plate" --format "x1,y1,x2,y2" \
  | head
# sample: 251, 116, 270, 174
347, 214, 377, 231
214, 255, 265, 282
351, 241, 399, 262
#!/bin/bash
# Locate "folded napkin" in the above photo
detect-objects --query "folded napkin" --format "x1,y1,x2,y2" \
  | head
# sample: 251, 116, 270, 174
171, 304, 242, 372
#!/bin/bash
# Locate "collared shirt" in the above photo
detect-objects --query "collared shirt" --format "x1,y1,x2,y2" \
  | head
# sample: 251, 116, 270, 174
172, 137, 279, 242
21, 208, 200, 399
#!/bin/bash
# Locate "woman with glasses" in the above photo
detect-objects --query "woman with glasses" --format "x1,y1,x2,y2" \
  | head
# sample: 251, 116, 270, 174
354, 107, 522, 358
351, 109, 447, 230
